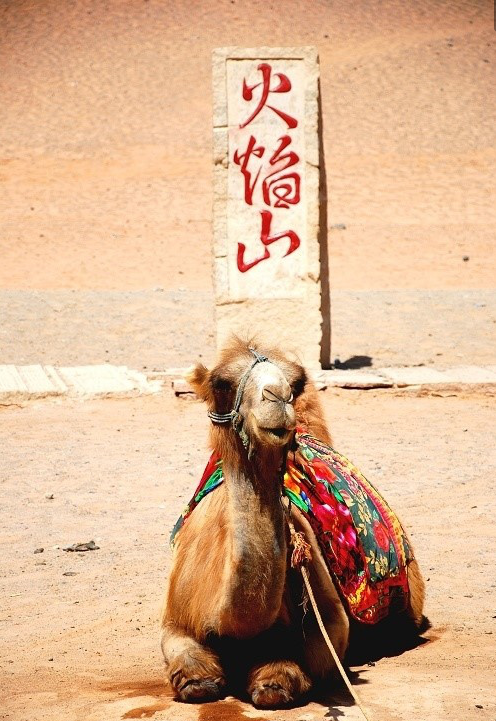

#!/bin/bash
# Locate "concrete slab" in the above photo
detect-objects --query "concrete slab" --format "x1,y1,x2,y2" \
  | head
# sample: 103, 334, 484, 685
0, 365, 27, 393
165, 365, 496, 394
322, 370, 393, 389
43, 366, 70, 393
379, 366, 448, 387
440, 365, 496, 384
57, 366, 161, 397
0, 365, 161, 402
0, 364, 67, 401
1, 364, 495, 404
18, 365, 68, 394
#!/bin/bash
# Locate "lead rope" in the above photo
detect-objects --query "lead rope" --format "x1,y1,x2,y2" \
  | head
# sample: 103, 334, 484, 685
285, 509, 374, 721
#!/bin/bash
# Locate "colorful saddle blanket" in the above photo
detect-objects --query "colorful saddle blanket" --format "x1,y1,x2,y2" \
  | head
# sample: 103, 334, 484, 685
171, 429, 414, 625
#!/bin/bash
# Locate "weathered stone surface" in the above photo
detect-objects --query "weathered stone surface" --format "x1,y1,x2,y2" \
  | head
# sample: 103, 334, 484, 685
0, 364, 161, 402
0, 364, 67, 401
0, 365, 27, 394
212, 47, 326, 369
322, 370, 393, 389
379, 366, 448, 387
440, 365, 496, 384
57, 365, 160, 397
2, 365, 495, 404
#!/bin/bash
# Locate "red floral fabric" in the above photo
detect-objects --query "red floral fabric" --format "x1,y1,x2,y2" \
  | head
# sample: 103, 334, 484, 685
171, 428, 414, 625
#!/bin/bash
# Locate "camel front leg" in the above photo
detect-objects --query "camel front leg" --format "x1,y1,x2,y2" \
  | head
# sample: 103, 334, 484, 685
161, 622, 226, 702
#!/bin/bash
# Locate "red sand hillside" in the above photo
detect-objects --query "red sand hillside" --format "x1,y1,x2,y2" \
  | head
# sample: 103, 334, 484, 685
0, 0, 494, 292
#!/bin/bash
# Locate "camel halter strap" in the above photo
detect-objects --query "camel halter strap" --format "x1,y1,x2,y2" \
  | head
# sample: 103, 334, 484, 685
207, 348, 272, 446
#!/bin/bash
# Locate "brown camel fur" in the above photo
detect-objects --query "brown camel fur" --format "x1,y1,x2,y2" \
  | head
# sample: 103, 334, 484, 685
161, 337, 425, 708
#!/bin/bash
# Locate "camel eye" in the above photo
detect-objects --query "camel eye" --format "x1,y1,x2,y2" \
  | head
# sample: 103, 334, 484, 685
291, 372, 307, 398
211, 375, 232, 393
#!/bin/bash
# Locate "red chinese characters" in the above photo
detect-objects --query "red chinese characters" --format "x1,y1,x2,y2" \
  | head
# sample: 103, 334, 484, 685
239, 63, 298, 130
237, 210, 300, 273
233, 63, 302, 273
234, 135, 301, 208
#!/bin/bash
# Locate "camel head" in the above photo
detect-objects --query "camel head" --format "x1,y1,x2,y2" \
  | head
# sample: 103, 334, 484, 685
186, 337, 309, 456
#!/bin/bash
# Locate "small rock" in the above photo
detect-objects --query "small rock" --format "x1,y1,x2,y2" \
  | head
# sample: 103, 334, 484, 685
475, 704, 483, 709
367, 661, 375, 667
63, 571, 77, 576
45, 494, 54, 500
172, 378, 195, 396
63, 540, 99, 552
462, 255, 469, 261
34, 548, 44, 554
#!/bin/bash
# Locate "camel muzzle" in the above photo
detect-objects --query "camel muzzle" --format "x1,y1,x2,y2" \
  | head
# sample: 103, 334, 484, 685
207, 347, 290, 450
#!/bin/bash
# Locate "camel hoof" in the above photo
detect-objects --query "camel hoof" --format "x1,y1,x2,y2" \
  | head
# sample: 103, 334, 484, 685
178, 678, 224, 703
167, 648, 226, 704
248, 660, 311, 709
251, 682, 292, 709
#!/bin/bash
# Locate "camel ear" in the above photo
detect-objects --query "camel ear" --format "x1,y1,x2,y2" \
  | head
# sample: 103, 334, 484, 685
185, 363, 210, 401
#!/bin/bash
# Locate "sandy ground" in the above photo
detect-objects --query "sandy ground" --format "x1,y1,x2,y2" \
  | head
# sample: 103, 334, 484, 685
1, 388, 495, 721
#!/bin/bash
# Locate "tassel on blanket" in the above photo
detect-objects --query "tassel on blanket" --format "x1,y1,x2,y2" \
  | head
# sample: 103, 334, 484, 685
290, 529, 312, 569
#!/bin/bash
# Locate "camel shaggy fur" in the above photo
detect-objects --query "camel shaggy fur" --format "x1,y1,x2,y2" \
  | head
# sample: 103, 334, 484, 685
161, 338, 425, 708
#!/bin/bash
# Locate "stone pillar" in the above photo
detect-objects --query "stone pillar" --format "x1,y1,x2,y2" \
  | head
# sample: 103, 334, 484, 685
212, 47, 329, 369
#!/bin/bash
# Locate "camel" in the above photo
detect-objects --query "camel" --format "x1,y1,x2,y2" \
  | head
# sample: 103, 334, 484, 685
161, 337, 425, 708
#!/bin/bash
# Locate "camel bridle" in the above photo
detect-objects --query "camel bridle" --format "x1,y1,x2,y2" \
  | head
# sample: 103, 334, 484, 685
207, 347, 273, 448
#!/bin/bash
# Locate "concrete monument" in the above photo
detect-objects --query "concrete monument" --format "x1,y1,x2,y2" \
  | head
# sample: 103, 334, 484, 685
212, 47, 329, 368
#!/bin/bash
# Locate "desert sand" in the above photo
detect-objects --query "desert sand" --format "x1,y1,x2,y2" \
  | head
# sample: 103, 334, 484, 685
1, 0, 495, 293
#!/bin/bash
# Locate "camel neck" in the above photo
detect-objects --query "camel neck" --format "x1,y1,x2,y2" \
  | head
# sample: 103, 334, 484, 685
219, 456, 287, 638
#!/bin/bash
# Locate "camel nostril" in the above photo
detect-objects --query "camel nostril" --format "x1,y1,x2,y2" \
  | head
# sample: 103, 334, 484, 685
262, 387, 280, 402
262, 383, 292, 403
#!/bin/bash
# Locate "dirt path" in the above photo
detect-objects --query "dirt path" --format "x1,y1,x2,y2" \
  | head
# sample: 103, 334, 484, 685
2, 388, 495, 721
